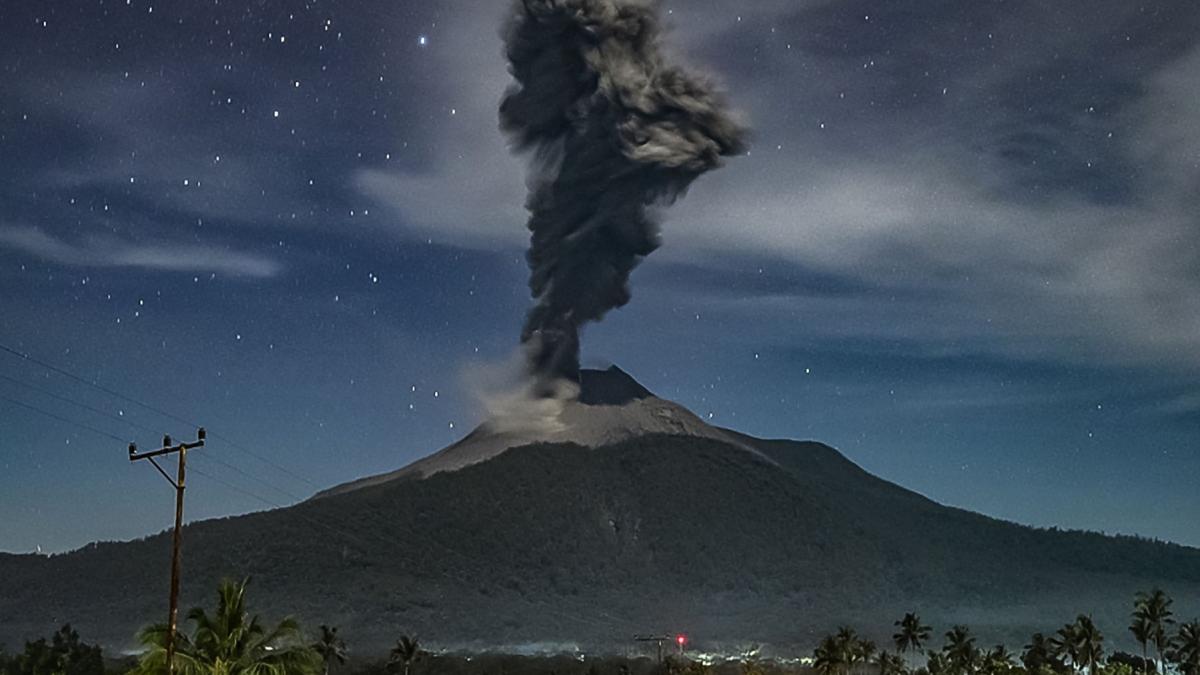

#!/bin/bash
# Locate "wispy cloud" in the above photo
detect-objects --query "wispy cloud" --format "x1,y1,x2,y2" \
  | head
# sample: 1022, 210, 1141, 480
1160, 392, 1200, 417
0, 225, 282, 278
351, 2, 1200, 372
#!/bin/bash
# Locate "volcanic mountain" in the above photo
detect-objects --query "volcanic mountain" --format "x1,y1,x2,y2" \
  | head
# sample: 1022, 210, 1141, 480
2, 367, 1198, 653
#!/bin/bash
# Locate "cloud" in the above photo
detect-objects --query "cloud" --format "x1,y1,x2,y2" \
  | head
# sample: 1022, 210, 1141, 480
1160, 392, 1200, 417
354, 161, 526, 248
12, 0, 1193, 371
0, 225, 282, 278
350, 1, 1200, 372
1132, 45, 1200, 195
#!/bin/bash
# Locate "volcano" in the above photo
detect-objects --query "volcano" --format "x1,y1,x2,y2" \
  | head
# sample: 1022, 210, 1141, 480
2, 367, 1198, 653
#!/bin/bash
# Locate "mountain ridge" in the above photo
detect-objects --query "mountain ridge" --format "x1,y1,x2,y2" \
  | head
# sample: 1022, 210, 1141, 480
1, 367, 1197, 654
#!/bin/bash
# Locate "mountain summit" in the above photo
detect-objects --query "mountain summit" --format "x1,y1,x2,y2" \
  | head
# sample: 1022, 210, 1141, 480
2, 366, 1199, 652
315, 366, 757, 498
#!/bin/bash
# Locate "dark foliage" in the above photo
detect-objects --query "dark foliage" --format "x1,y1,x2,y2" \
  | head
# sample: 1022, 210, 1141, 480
0, 625, 104, 675
1108, 652, 1154, 673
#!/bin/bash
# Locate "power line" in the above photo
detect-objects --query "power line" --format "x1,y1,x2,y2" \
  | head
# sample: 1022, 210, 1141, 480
193, 451, 308, 504
0, 342, 196, 429
0, 394, 128, 443
209, 431, 321, 489
0, 398, 320, 552
2, 367, 313, 510
189, 463, 288, 510
1, 388, 385, 563
0, 372, 167, 438
0, 339, 321, 489
0, 348, 336, 563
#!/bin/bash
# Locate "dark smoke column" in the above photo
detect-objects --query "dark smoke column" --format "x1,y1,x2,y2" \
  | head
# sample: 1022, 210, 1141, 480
499, 0, 747, 389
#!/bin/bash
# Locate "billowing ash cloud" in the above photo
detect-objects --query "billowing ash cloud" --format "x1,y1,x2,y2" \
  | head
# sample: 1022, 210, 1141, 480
499, 0, 747, 389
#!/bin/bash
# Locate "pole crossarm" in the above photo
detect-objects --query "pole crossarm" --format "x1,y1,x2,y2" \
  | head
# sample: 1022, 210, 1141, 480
130, 438, 204, 461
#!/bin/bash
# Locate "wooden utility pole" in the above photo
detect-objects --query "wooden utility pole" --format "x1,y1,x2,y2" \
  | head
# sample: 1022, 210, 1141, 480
129, 428, 205, 675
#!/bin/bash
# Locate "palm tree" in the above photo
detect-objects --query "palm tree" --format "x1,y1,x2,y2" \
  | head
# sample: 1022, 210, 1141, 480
835, 627, 861, 675
895, 615, 934, 657
1022, 633, 1058, 673
853, 639, 878, 675
388, 635, 420, 675
943, 626, 978, 675
814, 635, 843, 675
1168, 621, 1200, 675
1051, 616, 1102, 675
877, 651, 908, 675
981, 645, 1016, 675
1074, 616, 1104, 675
924, 650, 950, 675
1131, 617, 1153, 674
1134, 589, 1175, 675
134, 578, 320, 675
312, 626, 346, 675
1052, 621, 1083, 674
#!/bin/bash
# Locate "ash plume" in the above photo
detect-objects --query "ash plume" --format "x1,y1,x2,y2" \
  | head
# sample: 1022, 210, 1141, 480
499, 0, 747, 390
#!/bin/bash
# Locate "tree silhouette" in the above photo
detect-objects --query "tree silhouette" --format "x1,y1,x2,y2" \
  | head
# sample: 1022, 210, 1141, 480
133, 578, 319, 675
1134, 589, 1174, 675
388, 636, 421, 675
3, 625, 103, 675
1023, 633, 1066, 674
1074, 615, 1104, 675
1050, 615, 1103, 675
943, 626, 978, 675
877, 650, 908, 675
814, 634, 844, 675
836, 627, 861, 675
811, 634, 840, 672
1052, 620, 1083, 674
924, 650, 950, 675
1131, 617, 1153, 674
853, 639, 878, 675
312, 625, 346, 675
1169, 620, 1200, 675
895, 615, 934, 657
981, 645, 1017, 675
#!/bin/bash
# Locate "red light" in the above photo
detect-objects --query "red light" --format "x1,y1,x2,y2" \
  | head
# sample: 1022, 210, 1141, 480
676, 635, 686, 645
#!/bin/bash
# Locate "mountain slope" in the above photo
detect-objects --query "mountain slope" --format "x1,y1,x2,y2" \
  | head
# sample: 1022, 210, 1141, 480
1, 369, 1197, 654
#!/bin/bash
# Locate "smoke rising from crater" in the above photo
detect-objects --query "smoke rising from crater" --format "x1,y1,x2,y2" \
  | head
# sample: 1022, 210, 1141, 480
499, 0, 747, 389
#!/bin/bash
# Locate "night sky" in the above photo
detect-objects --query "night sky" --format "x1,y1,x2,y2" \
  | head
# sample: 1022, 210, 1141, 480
2, 0, 1198, 554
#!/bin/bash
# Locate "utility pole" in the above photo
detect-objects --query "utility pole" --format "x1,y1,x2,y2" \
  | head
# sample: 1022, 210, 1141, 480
129, 428, 205, 675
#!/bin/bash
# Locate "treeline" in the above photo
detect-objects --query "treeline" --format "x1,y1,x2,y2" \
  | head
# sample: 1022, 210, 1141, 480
811, 592, 1198, 675
0, 625, 110, 675
3, 582, 1198, 675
